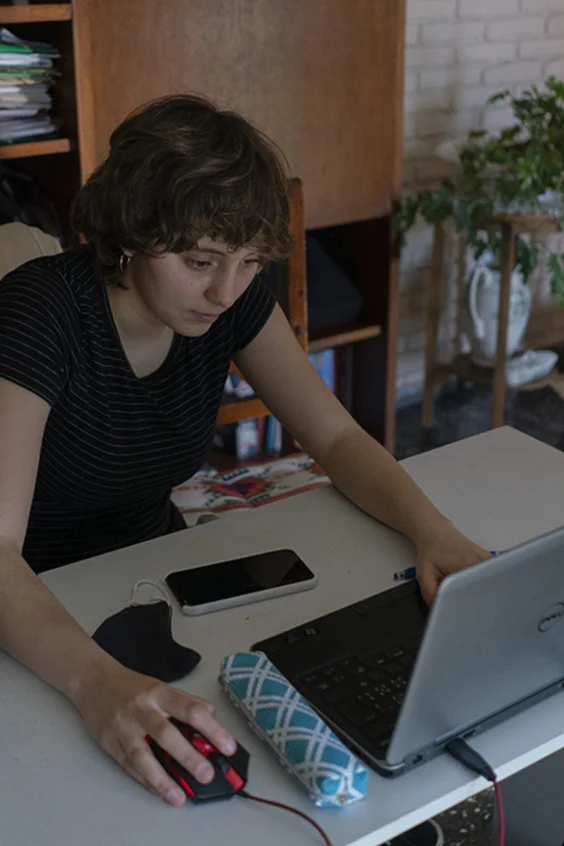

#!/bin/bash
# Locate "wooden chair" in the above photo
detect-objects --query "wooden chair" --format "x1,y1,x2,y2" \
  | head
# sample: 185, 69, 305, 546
216, 177, 307, 427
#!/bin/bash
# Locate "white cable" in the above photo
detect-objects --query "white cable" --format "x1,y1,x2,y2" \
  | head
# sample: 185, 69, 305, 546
130, 579, 170, 606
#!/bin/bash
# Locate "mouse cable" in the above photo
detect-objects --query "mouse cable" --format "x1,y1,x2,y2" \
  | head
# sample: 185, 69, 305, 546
446, 737, 505, 846
238, 789, 333, 846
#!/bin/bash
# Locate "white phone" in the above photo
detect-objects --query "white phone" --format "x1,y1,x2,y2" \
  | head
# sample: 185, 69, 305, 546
165, 548, 317, 616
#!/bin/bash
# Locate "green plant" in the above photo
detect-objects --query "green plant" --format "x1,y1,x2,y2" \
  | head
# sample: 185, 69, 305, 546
395, 76, 564, 303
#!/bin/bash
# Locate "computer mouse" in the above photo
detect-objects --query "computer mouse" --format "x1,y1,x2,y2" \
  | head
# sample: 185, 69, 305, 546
147, 717, 250, 802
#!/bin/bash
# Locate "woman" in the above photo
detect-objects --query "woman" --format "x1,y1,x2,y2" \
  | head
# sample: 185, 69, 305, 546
0, 95, 487, 834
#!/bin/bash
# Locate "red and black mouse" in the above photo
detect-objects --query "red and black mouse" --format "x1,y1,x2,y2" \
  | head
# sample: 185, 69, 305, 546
147, 717, 250, 803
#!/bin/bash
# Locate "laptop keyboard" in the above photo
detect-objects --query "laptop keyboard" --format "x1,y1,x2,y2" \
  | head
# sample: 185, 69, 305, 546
299, 636, 421, 759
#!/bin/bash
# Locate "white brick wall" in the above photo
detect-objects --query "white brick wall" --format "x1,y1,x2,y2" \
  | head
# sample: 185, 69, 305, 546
458, 0, 519, 17
488, 18, 545, 39
408, 1, 458, 20
397, 0, 564, 403
548, 16, 564, 35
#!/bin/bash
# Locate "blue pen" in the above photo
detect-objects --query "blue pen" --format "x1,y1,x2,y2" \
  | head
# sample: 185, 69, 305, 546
394, 566, 416, 582
393, 551, 499, 582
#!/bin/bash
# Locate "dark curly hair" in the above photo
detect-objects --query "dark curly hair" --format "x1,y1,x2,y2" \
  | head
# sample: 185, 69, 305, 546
73, 94, 293, 283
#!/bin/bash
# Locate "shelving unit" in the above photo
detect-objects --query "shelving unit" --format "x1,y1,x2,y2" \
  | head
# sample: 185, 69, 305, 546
3, 0, 403, 452
423, 213, 562, 430
0, 1, 78, 233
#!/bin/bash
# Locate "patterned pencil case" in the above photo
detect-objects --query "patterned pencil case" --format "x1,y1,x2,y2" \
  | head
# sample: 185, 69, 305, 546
218, 651, 369, 808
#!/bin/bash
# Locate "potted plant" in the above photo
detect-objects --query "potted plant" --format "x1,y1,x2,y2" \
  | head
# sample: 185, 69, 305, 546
395, 76, 564, 366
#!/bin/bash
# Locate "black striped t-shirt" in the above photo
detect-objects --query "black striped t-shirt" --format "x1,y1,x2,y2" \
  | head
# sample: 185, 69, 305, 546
0, 246, 275, 573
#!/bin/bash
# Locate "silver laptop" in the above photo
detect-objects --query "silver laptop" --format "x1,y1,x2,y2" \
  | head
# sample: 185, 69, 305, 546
254, 526, 564, 776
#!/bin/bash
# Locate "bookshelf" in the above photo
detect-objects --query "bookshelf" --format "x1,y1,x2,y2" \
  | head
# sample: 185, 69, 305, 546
1, 0, 403, 452
0, 1, 79, 237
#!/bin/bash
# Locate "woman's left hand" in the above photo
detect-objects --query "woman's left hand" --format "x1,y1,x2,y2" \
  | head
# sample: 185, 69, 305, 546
415, 522, 491, 605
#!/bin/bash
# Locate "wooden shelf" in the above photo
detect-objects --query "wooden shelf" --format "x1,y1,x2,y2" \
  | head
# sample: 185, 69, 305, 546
0, 137, 73, 160
308, 321, 382, 353
0, 3, 71, 24
217, 396, 268, 427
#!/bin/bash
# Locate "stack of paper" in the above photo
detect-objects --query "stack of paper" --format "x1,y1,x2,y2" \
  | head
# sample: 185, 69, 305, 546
0, 27, 59, 144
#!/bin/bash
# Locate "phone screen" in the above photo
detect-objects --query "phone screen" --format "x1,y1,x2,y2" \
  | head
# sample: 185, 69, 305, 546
166, 549, 314, 608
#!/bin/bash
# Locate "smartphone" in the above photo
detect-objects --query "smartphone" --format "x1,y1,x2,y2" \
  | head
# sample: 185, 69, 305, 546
165, 549, 317, 616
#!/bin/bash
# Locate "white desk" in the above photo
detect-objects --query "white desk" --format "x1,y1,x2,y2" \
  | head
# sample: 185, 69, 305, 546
2, 427, 564, 846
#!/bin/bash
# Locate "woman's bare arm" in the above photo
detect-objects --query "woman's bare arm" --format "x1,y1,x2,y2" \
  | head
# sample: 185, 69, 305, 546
0, 377, 235, 806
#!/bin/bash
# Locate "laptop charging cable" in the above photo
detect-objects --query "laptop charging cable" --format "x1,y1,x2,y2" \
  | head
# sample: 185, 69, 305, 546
446, 737, 505, 846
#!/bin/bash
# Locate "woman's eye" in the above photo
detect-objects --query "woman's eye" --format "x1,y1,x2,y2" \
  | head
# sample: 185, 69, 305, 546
186, 258, 212, 270
243, 258, 259, 268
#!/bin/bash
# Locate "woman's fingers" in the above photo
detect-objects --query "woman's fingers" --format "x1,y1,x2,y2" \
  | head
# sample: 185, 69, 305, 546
142, 710, 216, 785
113, 739, 184, 805
416, 559, 441, 606
116, 734, 188, 806
166, 688, 236, 757
77, 667, 236, 806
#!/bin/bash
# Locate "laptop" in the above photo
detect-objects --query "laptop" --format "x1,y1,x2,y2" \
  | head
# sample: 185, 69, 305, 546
253, 526, 564, 777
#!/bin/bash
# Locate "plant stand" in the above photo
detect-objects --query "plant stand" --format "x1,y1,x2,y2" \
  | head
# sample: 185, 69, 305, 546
422, 213, 561, 430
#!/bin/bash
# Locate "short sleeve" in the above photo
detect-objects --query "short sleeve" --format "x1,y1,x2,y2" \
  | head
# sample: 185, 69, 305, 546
231, 274, 276, 353
0, 259, 74, 406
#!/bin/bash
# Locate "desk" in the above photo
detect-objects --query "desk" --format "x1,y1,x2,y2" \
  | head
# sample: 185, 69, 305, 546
2, 427, 564, 846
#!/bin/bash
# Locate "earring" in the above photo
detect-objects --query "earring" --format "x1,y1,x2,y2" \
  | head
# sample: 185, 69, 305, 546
118, 254, 129, 274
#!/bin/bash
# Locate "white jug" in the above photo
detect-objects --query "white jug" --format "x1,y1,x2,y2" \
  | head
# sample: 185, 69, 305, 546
466, 263, 531, 365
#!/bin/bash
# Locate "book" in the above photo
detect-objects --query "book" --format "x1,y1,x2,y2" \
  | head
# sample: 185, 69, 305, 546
308, 349, 336, 392
235, 419, 260, 459
0, 28, 59, 143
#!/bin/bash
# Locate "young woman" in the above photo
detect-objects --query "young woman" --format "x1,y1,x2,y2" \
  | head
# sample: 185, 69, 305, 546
0, 95, 487, 839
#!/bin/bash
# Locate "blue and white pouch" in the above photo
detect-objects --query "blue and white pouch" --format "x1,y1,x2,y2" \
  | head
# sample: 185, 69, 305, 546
218, 651, 369, 807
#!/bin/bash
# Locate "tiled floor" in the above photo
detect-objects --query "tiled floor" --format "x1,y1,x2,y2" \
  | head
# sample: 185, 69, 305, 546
435, 789, 495, 846
395, 381, 564, 462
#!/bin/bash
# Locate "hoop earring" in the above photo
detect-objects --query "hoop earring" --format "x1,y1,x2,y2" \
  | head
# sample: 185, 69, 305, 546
118, 254, 130, 274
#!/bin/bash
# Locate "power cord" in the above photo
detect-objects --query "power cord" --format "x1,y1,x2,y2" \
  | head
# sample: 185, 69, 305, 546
238, 789, 333, 846
446, 738, 505, 846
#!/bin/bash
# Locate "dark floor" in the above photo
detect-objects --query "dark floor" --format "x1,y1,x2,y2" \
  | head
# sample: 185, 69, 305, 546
395, 381, 564, 462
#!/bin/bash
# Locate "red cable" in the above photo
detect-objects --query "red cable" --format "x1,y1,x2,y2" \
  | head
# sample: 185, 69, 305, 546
238, 789, 333, 846
493, 777, 505, 846
240, 779, 503, 846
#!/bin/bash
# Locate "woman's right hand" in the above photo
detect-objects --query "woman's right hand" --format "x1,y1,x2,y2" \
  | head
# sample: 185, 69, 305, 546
73, 662, 236, 807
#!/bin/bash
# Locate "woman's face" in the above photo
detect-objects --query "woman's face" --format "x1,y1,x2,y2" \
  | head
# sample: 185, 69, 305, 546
127, 236, 262, 336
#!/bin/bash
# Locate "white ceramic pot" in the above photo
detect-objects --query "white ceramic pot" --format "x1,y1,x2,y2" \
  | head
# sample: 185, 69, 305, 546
465, 263, 532, 366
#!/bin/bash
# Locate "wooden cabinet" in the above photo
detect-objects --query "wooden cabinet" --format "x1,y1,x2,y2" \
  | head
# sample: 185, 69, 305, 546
0, 0, 404, 449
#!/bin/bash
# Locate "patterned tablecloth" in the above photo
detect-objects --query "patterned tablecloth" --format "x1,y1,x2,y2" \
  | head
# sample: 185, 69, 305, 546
172, 454, 330, 522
